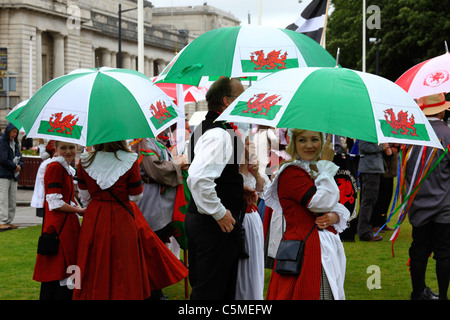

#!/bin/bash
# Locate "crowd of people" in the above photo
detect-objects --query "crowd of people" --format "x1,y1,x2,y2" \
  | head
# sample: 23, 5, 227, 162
1, 76, 449, 300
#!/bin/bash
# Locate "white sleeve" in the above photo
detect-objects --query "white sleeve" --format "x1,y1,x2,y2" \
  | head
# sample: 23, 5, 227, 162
330, 202, 350, 233
129, 193, 143, 202
307, 160, 340, 213
46, 193, 66, 211
78, 188, 92, 208
187, 128, 232, 221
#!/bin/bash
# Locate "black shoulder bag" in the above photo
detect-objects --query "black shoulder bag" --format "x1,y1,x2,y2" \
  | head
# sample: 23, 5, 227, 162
274, 218, 316, 276
37, 212, 69, 255
37, 180, 73, 255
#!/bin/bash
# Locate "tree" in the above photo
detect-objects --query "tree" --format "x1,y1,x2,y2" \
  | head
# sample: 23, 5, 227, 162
326, 0, 450, 81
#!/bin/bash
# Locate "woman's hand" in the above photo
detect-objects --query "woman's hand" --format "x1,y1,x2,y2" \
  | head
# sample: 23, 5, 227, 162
320, 134, 335, 162
315, 212, 339, 229
243, 184, 258, 205
248, 162, 259, 177
77, 207, 86, 216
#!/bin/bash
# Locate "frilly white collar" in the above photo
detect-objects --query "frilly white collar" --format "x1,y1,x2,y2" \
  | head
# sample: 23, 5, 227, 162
264, 160, 310, 214
80, 150, 137, 190
264, 159, 338, 214
46, 156, 76, 176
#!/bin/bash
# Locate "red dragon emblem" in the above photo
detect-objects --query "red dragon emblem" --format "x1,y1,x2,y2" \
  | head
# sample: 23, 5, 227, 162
48, 112, 79, 135
250, 50, 288, 70
423, 70, 449, 87
242, 93, 282, 116
150, 100, 171, 124
336, 178, 355, 206
384, 108, 418, 137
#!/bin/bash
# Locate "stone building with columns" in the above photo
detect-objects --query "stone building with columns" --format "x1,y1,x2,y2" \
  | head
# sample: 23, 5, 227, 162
0, 0, 240, 128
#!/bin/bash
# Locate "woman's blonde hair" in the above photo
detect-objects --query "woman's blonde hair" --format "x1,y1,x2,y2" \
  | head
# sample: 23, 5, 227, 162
82, 140, 132, 168
281, 129, 324, 167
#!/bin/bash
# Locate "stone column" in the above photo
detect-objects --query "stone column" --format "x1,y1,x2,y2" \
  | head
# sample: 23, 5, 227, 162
92, 46, 97, 68
110, 51, 117, 68
122, 53, 131, 70
148, 58, 155, 77
53, 33, 65, 77
144, 57, 150, 77
130, 55, 137, 70
101, 49, 111, 67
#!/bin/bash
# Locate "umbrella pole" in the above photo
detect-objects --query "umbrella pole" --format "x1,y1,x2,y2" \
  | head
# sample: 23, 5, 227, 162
176, 84, 186, 156
335, 48, 340, 68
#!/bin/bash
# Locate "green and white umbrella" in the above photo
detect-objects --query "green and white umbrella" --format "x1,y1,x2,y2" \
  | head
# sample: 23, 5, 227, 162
217, 67, 443, 149
155, 25, 336, 85
13, 67, 184, 146
6, 99, 28, 131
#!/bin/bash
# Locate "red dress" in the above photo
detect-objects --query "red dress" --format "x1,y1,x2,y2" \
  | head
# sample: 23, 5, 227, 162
73, 161, 151, 300
131, 202, 188, 291
265, 166, 322, 300
33, 161, 81, 283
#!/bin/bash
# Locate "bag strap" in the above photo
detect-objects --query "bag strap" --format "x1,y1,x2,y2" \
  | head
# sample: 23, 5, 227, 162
57, 213, 69, 237
106, 188, 135, 220
303, 223, 316, 241
281, 214, 316, 242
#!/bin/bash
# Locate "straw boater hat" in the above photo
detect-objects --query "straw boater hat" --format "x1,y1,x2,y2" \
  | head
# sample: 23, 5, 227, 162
417, 93, 450, 115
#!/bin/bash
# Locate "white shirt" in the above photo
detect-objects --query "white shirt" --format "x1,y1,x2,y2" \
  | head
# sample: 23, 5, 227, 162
187, 127, 233, 221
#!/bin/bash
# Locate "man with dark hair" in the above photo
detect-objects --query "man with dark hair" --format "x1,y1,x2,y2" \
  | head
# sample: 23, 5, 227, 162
186, 77, 255, 299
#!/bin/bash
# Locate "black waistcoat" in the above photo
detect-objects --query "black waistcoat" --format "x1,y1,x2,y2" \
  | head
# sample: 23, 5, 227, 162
187, 110, 245, 219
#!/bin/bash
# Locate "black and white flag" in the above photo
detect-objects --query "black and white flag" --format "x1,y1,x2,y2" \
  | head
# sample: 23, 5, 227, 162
286, 0, 329, 44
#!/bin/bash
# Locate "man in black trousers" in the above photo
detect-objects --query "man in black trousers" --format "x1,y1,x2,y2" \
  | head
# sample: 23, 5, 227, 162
186, 77, 255, 299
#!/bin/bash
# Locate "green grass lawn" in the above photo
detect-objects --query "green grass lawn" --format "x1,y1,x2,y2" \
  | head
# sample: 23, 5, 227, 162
0, 218, 440, 300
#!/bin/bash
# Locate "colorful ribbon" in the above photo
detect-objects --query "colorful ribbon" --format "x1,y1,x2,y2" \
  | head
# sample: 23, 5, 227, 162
374, 144, 449, 257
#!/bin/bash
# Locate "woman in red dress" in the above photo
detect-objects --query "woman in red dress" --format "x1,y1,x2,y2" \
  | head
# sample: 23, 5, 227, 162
33, 141, 85, 300
74, 141, 187, 300
74, 141, 150, 300
265, 130, 349, 300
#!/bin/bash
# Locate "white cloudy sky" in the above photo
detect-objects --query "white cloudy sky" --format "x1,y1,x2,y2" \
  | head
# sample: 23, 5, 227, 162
148, 0, 309, 28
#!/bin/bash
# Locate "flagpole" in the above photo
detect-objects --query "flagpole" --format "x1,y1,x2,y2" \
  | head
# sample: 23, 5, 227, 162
320, 0, 331, 49
258, 0, 262, 25
138, 0, 145, 73
362, 0, 366, 72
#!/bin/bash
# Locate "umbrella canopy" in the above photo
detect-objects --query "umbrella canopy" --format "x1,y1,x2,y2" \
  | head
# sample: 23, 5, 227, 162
155, 25, 336, 86
12, 67, 184, 146
396, 52, 450, 99
151, 78, 209, 104
217, 67, 443, 149
6, 99, 28, 131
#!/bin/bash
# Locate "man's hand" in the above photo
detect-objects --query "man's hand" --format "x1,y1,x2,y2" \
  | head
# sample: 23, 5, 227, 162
217, 209, 236, 233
